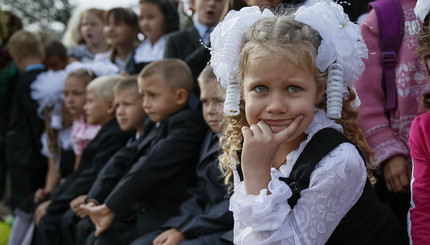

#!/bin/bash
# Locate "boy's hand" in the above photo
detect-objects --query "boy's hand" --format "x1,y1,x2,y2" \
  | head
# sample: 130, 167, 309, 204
81, 204, 115, 237
383, 155, 411, 193
35, 200, 52, 226
153, 228, 185, 245
34, 188, 49, 203
70, 194, 88, 218
241, 115, 303, 195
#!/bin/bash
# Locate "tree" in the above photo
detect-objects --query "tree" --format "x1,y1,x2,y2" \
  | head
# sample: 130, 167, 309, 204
0, 0, 75, 37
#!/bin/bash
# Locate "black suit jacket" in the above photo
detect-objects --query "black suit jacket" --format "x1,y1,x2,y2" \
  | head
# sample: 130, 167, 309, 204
164, 26, 202, 61
6, 68, 46, 169
86, 133, 143, 204
162, 131, 233, 239
47, 118, 133, 214
6, 68, 47, 209
104, 107, 207, 235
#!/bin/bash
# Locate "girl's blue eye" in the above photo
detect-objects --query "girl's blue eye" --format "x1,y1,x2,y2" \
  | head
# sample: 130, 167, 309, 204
288, 85, 301, 93
255, 85, 268, 93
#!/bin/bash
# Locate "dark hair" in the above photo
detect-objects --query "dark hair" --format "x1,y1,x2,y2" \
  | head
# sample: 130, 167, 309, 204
44, 39, 67, 61
106, 7, 139, 29
139, 0, 179, 34
106, 8, 139, 63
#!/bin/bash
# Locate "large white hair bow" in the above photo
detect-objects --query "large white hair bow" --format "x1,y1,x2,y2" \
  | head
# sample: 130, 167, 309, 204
415, 0, 430, 22
210, 6, 274, 116
31, 70, 67, 129
294, 1, 367, 118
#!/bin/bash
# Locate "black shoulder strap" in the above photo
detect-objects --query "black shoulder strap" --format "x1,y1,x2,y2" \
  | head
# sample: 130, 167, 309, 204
280, 128, 350, 208
236, 128, 350, 208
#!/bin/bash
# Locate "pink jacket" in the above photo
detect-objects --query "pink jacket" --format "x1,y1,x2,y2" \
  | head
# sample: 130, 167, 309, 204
355, 0, 429, 164
409, 111, 430, 244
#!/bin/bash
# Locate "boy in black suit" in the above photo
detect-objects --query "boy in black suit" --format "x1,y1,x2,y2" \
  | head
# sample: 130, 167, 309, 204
164, 0, 225, 60
6, 30, 47, 245
83, 58, 207, 245
134, 65, 233, 245
34, 75, 134, 245
164, 0, 225, 110
60, 75, 147, 245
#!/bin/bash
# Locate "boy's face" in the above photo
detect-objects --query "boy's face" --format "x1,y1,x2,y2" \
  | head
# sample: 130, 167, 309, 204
200, 80, 223, 133
84, 89, 112, 125
64, 76, 87, 117
190, 0, 226, 27
44, 55, 67, 71
115, 88, 146, 132
138, 75, 182, 123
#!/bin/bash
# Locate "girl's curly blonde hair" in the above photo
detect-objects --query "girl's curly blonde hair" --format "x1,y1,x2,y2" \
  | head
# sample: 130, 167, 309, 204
218, 15, 377, 191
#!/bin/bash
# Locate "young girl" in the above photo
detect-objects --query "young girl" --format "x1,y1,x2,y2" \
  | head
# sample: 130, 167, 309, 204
210, 4, 408, 244
125, 0, 179, 75
408, 1, 430, 243
97, 7, 139, 72
63, 69, 101, 170
67, 8, 108, 63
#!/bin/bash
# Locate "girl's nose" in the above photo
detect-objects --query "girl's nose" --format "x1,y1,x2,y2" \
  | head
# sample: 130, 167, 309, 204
266, 93, 287, 114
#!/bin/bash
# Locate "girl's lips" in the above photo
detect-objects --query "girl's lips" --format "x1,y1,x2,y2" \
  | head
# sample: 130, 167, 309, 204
261, 119, 293, 126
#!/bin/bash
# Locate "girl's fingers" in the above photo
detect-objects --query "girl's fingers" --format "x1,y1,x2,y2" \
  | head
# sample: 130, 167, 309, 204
241, 126, 253, 138
249, 124, 263, 136
274, 115, 303, 143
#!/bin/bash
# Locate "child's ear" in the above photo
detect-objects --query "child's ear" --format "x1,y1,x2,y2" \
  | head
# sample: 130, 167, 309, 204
106, 99, 116, 115
175, 88, 188, 106
315, 81, 326, 104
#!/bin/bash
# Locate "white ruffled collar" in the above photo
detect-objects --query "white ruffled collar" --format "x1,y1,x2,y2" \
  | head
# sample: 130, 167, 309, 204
279, 109, 343, 175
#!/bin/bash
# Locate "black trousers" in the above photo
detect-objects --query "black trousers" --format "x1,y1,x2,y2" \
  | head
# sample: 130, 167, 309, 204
61, 209, 94, 245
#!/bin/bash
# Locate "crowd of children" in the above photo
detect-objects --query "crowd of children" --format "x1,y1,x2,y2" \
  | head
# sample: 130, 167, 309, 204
1, 0, 430, 244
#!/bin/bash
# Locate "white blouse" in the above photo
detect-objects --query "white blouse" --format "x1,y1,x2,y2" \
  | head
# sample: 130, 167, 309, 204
133, 36, 166, 63
230, 110, 367, 245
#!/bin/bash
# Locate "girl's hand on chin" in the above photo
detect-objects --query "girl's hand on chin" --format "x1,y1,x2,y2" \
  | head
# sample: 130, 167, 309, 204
241, 114, 303, 171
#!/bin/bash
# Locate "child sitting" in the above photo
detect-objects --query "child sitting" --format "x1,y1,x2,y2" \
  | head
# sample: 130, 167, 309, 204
34, 75, 134, 245
210, 4, 408, 244
125, 0, 179, 75
83, 58, 207, 245
63, 69, 101, 170
60, 75, 147, 245
97, 7, 139, 72
135, 65, 234, 245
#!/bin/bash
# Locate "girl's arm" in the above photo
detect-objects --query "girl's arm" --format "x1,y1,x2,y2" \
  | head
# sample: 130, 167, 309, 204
231, 143, 367, 245
409, 113, 430, 244
35, 158, 60, 203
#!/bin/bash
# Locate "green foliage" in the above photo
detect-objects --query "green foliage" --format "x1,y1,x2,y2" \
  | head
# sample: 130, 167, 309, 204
1, 0, 75, 37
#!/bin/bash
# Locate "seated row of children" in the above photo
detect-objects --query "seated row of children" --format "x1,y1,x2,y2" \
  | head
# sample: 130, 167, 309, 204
6, 28, 233, 244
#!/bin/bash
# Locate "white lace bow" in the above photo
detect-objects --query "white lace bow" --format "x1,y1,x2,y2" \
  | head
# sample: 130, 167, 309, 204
294, 0, 367, 118
210, 6, 274, 116
415, 0, 430, 22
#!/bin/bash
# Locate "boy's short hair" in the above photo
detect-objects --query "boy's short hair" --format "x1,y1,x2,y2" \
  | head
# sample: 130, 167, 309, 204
44, 39, 67, 61
8, 30, 44, 59
139, 58, 193, 95
197, 65, 217, 85
87, 75, 124, 101
114, 75, 139, 96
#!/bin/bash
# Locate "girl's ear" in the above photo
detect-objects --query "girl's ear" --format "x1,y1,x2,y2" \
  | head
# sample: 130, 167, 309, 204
106, 99, 116, 114
315, 81, 326, 104
175, 88, 188, 106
